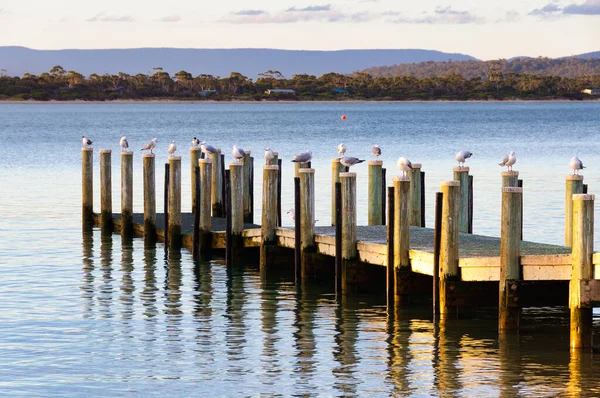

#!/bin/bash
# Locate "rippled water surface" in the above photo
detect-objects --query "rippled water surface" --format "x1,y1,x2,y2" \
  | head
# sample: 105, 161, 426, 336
1, 102, 600, 396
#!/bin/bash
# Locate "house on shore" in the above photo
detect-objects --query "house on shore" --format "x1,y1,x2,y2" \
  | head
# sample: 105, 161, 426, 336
265, 89, 296, 95
581, 88, 600, 95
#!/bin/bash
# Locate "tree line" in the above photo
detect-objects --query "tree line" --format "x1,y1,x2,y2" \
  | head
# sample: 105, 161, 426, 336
0, 65, 599, 101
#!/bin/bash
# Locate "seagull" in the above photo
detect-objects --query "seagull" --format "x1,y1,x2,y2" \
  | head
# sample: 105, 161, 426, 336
200, 141, 218, 156
337, 143, 347, 158
456, 150, 473, 168
120, 136, 129, 152
506, 151, 517, 171
340, 156, 365, 170
233, 145, 246, 162
264, 147, 275, 164
397, 157, 413, 177
372, 145, 381, 158
168, 140, 177, 156
287, 209, 295, 221
498, 154, 509, 169
291, 150, 312, 164
82, 136, 93, 148
192, 137, 200, 148
570, 156, 585, 175
141, 138, 158, 154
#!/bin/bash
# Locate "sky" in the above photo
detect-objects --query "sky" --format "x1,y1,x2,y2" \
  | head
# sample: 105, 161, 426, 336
0, 0, 598, 60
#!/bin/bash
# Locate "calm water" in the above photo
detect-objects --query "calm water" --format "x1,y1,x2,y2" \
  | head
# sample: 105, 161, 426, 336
1, 102, 600, 396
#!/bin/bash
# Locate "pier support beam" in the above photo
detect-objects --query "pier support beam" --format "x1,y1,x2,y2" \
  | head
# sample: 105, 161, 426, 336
570, 194, 594, 351
243, 151, 252, 223
331, 158, 344, 225
393, 176, 411, 302
260, 165, 279, 271
121, 152, 133, 238
82, 148, 93, 227
440, 181, 460, 318
230, 162, 244, 263
566, 175, 584, 247
143, 154, 156, 243
499, 187, 523, 332
190, 147, 202, 213
453, 167, 470, 233
168, 156, 182, 250
199, 159, 212, 260
210, 149, 224, 217
99, 150, 112, 232
340, 172, 357, 293
502, 171, 519, 189
299, 168, 316, 279
368, 160, 383, 225
410, 163, 422, 226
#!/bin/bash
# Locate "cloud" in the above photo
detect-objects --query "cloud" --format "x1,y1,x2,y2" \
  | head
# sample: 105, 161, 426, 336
86, 13, 135, 22
563, 0, 600, 14
391, 6, 484, 24
529, 2, 563, 16
233, 9, 266, 16
496, 10, 521, 22
158, 15, 181, 22
286, 5, 331, 12
222, 4, 376, 23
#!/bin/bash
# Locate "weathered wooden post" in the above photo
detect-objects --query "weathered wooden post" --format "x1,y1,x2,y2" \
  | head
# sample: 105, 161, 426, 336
340, 172, 357, 293
393, 175, 411, 302
199, 158, 212, 259
331, 158, 344, 225
499, 186, 523, 332
421, 171, 426, 227
299, 168, 316, 279
82, 148, 93, 227
335, 182, 342, 295
99, 150, 112, 231
143, 154, 156, 242
382, 168, 387, 225
243, 151, 252, 223
230, 162, 244, 262
410, 163, 422, 226
190, 147, 202, 213
501, 171, 519, 189
566, 175, 584, 247
433, 192, 443, 321
570, 193, 594, 350
168, 156, 182, 250
121, 151, 133, 238
440, 181, 460, 318
277, 158, 282, 227
295, 162, 309, 178
453, 167, 469, 233
260, 164, 279, 270
387, 186, 395, 310
210, 149, 223, 217
368, 160, 383, 225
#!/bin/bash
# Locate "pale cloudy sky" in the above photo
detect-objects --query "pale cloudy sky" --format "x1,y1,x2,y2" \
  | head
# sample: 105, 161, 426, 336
0, 0, 598, 59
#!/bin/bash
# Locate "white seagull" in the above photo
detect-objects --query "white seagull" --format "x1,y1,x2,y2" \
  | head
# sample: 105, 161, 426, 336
372, 145, 381, 158
233, 145, 247, 162
570, 156, 585, 175
498, 154, 509, 169
340, 156, 365, 170
192, 137, 200, 148
82, 136, 93, 148
287, 208, 295, 221
456, 150, 473, 168
291, 150, 312, 164
337, 143, 347, 158
506, 151, 517, 171
264, 147, 275, 164
168, 140, 177, 156
397, 157, 413, 177
200, 141, 219, 156
120, 136, 129, 152
141, 138, 158, 154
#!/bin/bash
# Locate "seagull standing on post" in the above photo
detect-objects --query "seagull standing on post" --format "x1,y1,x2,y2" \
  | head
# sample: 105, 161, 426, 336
192, 137, 200, 148
455, 150, 473, 168
397, 157, 413, 177
233, 145, 246, 162
168, 140, 177, 157
340, 155, 365, 171
141, 138, 158, 154
82, 136, 93, 148
337, 143, 347, 158
200, 141, 218, 156
506, 151, 516, 171
120, 136, 129, 152
570, 156, 585, 175
264, 148, 275, 165
372, 145, 381, 159
291, 150, 312, 164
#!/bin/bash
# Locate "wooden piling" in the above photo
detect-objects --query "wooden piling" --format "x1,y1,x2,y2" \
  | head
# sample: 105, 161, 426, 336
393, 176, 411, 301
565, 175, 584, 247
340, 172, 357, 293
142, 154, 156, 242
168, 156, 182, 250
299, 168, 316, 279
382, 168, 387, 225
164, 163, 170, 249
570, 194, 594, 350
368, 160, 383, 226
335, 182, 342, 295
331, 158, 344, 225
81, 148, 93, 226
277, 158, 282, 227
420, 171, 426, 227
193, 165, 200, 261
501, 171, 519, 189
260, 164, 279, 270
199, 159, 212, 259
99, 150, 112, 231
294, 177, 301, 283
243, 151, 252, 223
295, 162, 309, 178
190, 147, 202, 213
499, 187, 523, 332
230, 162, 244, 262
387, 186, 395, 310
410, 163, 422, 226
210, 149, 223, 217
121, 151, 133, 238
433, 192, 443, 321
453, 167, 470, 233
468, 175, 474, 234
439, 180, 460, 318
225, 169, 232, 265
221, 154, 226, 217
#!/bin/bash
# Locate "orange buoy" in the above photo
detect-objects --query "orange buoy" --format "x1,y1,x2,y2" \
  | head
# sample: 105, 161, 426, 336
341, 115, 347, 120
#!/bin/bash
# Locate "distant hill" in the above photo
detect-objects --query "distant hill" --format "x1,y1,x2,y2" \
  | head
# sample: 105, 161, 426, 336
363, 57, 600, 79
574, 51, 600, 59
0, 46, 477, 78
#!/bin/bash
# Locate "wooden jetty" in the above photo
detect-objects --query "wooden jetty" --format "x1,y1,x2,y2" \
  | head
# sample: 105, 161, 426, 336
84, 147, 600, 351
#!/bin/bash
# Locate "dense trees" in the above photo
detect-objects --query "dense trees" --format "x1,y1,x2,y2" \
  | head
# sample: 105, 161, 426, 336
0, 65, 598, 101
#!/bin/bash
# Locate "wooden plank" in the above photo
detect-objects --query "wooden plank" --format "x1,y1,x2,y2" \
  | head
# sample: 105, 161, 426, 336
410, 250, 434, 276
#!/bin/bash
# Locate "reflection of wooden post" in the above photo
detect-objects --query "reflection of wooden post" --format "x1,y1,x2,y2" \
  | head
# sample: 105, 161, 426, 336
499, 187, 522, 332
199, 159, 212, 259
440, 181, 460, 318
210, 149, 223, 217
260, 165, 279, 270
299, 168, 316, 279
340, 172, 357, 293
121, 152, 133, 238
99, 150, 112, 231
393, 175, 411, 302
190, 147, 202, 213
230, 162, 244, 262
82, 148, 93, 226
143, 154, 156, 242
331, 158, 344, 225
368, 160, 383, 225
168, 156, 182, 250
565, 175, 584, 247
570, 194, 594, 350
453, 167, 469, 233
410, 163, 422, 226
